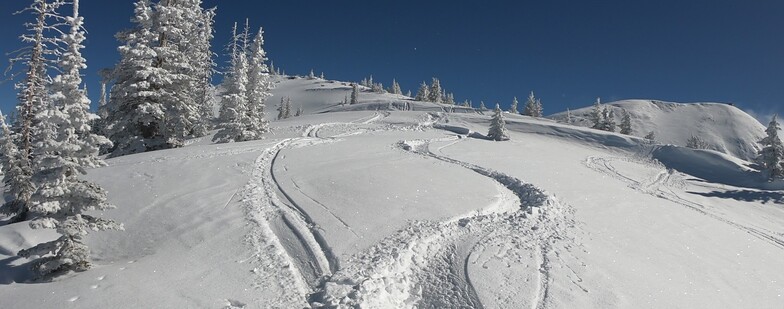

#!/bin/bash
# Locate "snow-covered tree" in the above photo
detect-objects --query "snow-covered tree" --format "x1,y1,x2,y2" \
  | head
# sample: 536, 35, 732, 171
213, 22, 250, 143
603, 108, 616, 132
445, 93, 455, 105
566, 108, 573, 124
488, 104, 510, 141
644, 131, 656, 144
759, 115, 784, 181
189, 7, 217, 137
523, 92, 542, 117
295, 106, 303, 117
350, 83, 359, 105
0, 111, 34, 223
509, 97, 519, 114
479, 101, 487, 111
283, 97, 292, 119
405, 90, 412, 98
372, 82, 385, 94
428, 78, 442, 103
4, 0, 69, 222
19, 0, 121, 278
619, 109, 632, 135
415, 82, 429, 101
589, 98, 602, 129
307, 69, 316, 79
686, 135, 709, 150
244, 27, 272, 140
389, 79, 402, 95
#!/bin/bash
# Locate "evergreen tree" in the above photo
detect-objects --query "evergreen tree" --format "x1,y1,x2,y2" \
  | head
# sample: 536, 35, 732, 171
276, 97, 286, 120
644, 131, 656, 144
428, 78, 442, 103
619, 110, 632, 135
509, 97, 519, 114
0, 111, 34, 223
603, 108, 616, 132
390, 79, 402, 95
415, 82, 429, 101
479, 101, 487, 111
19, 0, 121, 278
283, 97, 292, 119
405, 90, 412, 98
566, 108, 573, 124
589, 98, 603, 129
759, 115, 784, 181
190, 7, 217, 137
350, 83, 359, 105
244, 27, 272, 140
534, 98, 544, 117
686, 135, 709, 150
213, 22, 250, 143
4, 0, 68, 222
445, 93, 455, 105
488, 104, 510, 141
523, 91, 538, 116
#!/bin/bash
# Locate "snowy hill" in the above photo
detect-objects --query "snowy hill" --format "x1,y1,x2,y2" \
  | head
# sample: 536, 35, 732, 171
1, 81, 784, 308
550, 100, 766, 161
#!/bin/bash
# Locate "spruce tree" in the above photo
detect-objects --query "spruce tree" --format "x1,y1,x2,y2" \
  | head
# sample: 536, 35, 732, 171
619, 110, 632, 135
19, 0, 121, 278
589, 98, 603, 129
488, 104, 510, 141
479, 101, 487, 111
350, 83, 359, 105
759, 115, 784, 181
4, 0, 67, 222
0, 111, 34, 223
390, 79, 402, 95
603, 108, 616, 132
415, 82, 429, 101
213, 22, 250, 143
244, 27, 272, 140
190, 7, 217, 137
523, 91, 538, 116
428, 78, 442, 103
509, 97, 519, 114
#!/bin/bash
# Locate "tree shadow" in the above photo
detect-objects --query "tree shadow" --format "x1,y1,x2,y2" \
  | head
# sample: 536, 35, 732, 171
688, 190, 784, 204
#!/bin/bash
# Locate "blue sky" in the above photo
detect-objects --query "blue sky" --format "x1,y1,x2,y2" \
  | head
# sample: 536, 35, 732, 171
0, 0, 782, 123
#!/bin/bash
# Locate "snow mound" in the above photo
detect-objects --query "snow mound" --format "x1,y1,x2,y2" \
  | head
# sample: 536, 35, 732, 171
550, 100, 766, 161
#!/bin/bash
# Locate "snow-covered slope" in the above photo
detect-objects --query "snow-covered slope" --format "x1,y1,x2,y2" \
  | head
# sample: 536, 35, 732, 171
1, 81, 783, 308
550, 100, 766, 161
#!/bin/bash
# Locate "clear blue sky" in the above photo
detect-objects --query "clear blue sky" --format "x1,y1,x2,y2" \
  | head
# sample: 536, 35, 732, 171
0, 0, 782, 122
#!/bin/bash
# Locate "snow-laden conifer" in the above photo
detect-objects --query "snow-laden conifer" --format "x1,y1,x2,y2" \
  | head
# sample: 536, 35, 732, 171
19, 0, 121, 278
488, 104, 510, 141
589, 98, 602, 129
523, 92, 542, 117
479, 101, 487, 111
350, 83, 359, 105
619, 109, 632, 134
213, 22, 250, 143
189, 7, 217, 137
428, 78, 443, 103
0, 111, 34, 223
509, 97, 519, 114
759, 115, 784, 181
244, 27, 272, 140
390, 79, 402, 95
415, 82, 429, 101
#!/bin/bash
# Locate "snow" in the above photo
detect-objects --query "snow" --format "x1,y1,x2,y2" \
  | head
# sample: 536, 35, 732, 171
550, 100, 767, 161
1, 77, 783, 308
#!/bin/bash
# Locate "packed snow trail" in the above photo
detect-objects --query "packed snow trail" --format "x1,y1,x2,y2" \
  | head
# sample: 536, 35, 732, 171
584, 156, 784, 250
308, 137, 575, 308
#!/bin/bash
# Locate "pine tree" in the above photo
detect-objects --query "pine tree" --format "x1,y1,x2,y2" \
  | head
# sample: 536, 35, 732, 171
534, 98, 544, 117
488, 104, 510, 141
190, 7, 217, 137
4, 0, 67, 222
523, 91, 536, 116
686, 135, 709, 149
350, 83, 359, 105
308, 69, 316, 79
244, 27, 272, 140
589, 98, 603, 129
276, 97, 286, 120
0, 111, 34, 223
428, 78, 442, 103
283, 97, 292, 119
603, 108, 616, 132
619, 109, 632, 135
213, 22, 250, 143
644, 131, 656, 144
405, 90, 412, 98
509, 97, 519, 114
759, 115, 784, 181
445, 93, 455, 105
390, 79, 402, 95
19, 0, 121, 278
566, 108, 573, 124
415, 82, 429, 101
479, 101, 487, 111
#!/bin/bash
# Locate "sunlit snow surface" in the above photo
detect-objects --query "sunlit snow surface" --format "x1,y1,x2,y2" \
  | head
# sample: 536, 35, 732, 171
1, 77, 782, 308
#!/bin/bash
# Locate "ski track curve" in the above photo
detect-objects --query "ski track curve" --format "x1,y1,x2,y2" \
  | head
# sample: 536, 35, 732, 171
584, 156, 784, 250
309, 137, 576, 309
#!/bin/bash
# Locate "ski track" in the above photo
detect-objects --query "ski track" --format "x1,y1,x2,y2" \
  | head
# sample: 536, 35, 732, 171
309, 136, 576, 309
584, 156, 784, 250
